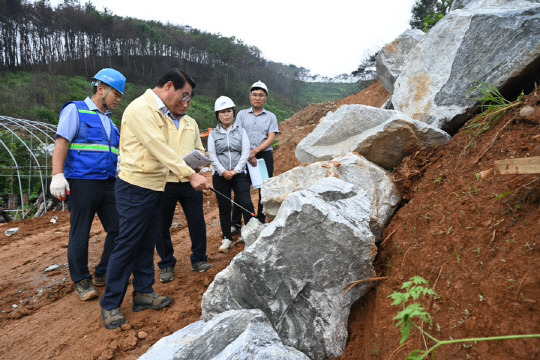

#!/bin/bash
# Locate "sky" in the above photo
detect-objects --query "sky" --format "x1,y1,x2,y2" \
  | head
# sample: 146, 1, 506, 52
46, 0, 417, 78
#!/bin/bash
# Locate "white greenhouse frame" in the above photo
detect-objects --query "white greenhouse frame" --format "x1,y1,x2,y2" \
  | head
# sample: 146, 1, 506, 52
0, 116, 57, 219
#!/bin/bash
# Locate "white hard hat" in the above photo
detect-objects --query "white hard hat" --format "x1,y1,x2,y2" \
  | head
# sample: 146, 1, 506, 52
250, 80, 268, 95
214, 96, 236, 112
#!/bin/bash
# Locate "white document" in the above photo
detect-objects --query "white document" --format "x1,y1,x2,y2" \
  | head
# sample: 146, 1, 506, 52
183, 150, 211, 169
247, 158, 269, 189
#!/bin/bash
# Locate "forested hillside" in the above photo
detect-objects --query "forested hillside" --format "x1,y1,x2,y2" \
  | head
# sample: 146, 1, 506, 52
0, 0, 370, 127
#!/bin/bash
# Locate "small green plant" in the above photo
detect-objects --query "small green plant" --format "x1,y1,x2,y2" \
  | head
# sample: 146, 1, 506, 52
271, 139, 279, 150
462, 81, 523, 153
464, 82, 523, 139
492, 191, 511, 201
389, 276, 540, 359
433, 172, 445, 185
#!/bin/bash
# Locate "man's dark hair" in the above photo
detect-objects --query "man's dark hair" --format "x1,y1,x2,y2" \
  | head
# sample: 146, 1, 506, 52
156, 69, 196, 93
92, 82, 111, 94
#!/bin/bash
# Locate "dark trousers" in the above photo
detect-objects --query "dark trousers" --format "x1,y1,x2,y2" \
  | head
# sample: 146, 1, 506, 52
213, 173, 254, 240
67, 178, 118, 284
156, 181, 207, 268
100, 178, 161, 310
232, 150, 274, 225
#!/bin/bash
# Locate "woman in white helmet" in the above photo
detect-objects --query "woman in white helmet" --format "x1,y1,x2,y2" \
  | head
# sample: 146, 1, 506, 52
208, 96, 255, 252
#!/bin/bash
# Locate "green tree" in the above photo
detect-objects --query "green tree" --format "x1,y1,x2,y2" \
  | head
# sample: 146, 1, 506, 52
410, 0, 453, 32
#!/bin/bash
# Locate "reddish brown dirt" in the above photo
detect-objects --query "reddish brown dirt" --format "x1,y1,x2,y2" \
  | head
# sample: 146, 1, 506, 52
1, 80, 539, 360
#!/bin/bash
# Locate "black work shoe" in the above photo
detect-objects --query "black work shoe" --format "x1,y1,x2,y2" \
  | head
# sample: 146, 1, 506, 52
92, 273, 106, 287
132, 292, 172, 312
191, 261, 211, 273
75, 279, 98, 301
101, 307, 125, 329
159, 267, 174, 283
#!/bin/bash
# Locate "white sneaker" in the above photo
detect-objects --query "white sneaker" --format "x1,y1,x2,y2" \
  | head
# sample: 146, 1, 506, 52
219, 239, 233, 253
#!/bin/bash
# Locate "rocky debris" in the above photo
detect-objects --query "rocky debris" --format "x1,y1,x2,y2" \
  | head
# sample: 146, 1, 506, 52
391, 0, 540, 133
139, 309, 309, 360
202, 177, 377, 359
261, 153, 401, 240
44, 264, 60, 272
4, 227, 18, 236
296, 104, 450, 169
376, 28, 424, 94
519, 105, 535, 117
240, 217, 265, 248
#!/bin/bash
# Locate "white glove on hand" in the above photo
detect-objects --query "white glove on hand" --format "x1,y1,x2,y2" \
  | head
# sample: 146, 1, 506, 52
50, 173, 70, 201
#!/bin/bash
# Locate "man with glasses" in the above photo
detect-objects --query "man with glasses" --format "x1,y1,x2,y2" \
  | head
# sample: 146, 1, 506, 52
100, 69, 209, 330
155, 76, 211, 284
232, 80, 279, 228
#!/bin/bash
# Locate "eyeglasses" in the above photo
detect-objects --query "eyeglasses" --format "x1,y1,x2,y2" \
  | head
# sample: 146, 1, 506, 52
250, 93, 266, 98
182, 95, 192, 102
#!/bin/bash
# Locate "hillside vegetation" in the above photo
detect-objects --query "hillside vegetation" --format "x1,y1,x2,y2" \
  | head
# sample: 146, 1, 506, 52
0, 71, 369, 129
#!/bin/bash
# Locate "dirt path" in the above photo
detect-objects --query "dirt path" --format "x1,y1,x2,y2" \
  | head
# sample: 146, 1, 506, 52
0, 178, 247, 359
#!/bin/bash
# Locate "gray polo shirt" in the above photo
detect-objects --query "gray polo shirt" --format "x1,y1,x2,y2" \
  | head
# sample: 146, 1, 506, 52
235, 107, 279, 151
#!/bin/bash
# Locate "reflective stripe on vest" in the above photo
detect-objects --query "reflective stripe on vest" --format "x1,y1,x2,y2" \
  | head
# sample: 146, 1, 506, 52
69, 143, 119, 155
78, 109, 98, 115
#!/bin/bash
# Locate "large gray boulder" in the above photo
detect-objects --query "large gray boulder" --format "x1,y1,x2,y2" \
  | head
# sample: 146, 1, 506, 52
353, 117, 450, 169
202, 177, 377, 360
392, 1, 540, 133
139, 309, 309, 360
450, 0, 536, 11
261, 153, 401, 240
295, 104, 450, 168
376, 28, 425, 94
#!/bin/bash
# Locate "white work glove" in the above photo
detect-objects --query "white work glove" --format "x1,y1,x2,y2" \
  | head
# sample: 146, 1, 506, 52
50, 173, 70, 201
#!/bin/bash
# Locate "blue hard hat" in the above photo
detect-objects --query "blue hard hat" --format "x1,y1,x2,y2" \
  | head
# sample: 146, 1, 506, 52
92, 68, 126, 95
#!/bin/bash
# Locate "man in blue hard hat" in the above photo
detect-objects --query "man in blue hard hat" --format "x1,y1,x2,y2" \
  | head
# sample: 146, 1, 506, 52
50, 68, 126, 301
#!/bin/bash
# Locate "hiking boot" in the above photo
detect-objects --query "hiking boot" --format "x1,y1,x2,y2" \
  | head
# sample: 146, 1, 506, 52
101, 307, 125, 330
75, 279, 98, 301
92, 273, 106, 287
191, 261, 211, 273
132, 292, 173, 312
159, 267, 174, 283
219, 239, 233, 253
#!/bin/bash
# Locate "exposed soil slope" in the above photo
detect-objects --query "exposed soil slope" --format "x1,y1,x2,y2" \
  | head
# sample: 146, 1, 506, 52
337, 88, 540, 360
1, 80, 538, 360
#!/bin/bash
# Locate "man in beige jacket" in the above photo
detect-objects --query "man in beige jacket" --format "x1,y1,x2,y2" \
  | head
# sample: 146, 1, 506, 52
100, 69, 208, 330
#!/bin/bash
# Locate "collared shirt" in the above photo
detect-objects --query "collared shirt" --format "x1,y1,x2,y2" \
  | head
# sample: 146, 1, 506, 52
56, 97, 113, 141
235, 107, 279, 151
166, 111, 186, 129
150, 90, 168, 118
